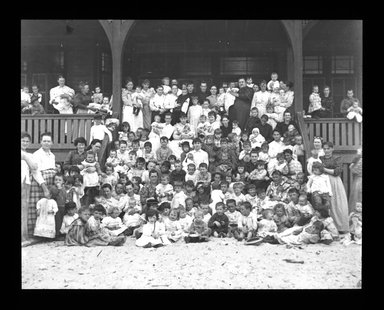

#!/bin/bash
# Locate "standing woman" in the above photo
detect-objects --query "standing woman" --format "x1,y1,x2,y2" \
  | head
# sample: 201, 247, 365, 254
321, 142, 349, 233
320, 86, 334, 118
21, 132, 38, 243
228, 77, 254, 131
141, 79, 155, 130
28, 132, 56, 237
121, 79, 135, 128
312, 136, 325, 157
251, 80, 270, 118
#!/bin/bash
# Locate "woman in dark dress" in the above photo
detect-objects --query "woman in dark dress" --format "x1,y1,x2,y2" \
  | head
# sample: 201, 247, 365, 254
228, 78, 254, 131
319, 86, 334, 118
73, 82, 93, 114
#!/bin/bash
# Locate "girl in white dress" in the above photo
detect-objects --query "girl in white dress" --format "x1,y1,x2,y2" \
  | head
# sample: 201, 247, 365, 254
80, 151, 104, 206
135, 209, 171, 248
60, 202, 79, 235
164, 209, 183, 242
33, 187, 59, 239
121, 80, 135, 128
188, 95, 203, 130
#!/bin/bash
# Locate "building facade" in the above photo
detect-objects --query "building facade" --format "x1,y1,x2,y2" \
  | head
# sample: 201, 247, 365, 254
21, 20, 362, 117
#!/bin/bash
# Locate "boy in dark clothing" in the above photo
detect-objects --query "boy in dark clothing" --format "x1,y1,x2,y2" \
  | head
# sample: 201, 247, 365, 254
256, 114, 273, 143
208, 202, 229, 237
169, 160, 186, 185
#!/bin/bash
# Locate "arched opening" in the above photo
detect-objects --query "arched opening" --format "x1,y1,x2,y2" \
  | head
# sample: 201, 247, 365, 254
303, 20, 362, 115
122, 20, 292, 88
21, 20, 112, 111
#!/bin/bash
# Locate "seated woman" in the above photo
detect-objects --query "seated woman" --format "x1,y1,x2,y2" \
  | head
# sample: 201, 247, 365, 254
63, 137, 88, 173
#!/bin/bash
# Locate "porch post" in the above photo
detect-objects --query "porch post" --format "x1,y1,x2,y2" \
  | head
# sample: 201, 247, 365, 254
281, 20, 304, 114
111, 21, 123, 117
292, 20, 303, 114
286, 46, 294, 82
355, 21, 363, 106
98, 20, 135, 118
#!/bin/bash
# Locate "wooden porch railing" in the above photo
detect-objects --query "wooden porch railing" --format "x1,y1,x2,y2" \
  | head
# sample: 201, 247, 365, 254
21, 115, 94, 161
303, 118, 362, 152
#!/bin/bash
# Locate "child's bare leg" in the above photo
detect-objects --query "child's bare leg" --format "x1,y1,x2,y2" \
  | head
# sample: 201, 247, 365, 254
246, 231, 253, 241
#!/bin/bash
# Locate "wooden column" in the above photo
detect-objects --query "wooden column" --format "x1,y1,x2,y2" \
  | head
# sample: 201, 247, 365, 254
286, 46, 294, 82
281, 20, 304, 114
355, 21, 363, 106
98, 20, 135, 118
292, 20, 303, 114
111, 21, 124, 117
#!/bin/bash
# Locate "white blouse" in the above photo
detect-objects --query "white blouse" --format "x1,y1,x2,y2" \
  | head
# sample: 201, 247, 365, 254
49, 85, 75, 104
33, 148, 56, 171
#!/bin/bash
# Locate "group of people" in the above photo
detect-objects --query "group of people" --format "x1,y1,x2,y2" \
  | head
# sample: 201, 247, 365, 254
307, 85, 362, 122
20, 76, 112, 117
21, 73, 362, 126
20, 72, 362, 249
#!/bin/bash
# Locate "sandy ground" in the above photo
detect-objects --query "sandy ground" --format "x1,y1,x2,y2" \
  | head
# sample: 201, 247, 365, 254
22, 237, 361, 289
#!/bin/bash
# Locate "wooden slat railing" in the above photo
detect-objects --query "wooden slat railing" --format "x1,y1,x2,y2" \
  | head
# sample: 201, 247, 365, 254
303, 118, 362, 152
21, 114, 94, 149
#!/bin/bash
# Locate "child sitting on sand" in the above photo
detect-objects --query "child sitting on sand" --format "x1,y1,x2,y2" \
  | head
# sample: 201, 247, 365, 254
102, 206, 128, 236
87, 204, 126, 246
184, 210, 211, 243
136, 209, 171, 248
272, 203, 290, 233
208, 202, 229, 238
225, 199, 241, 238
235, 202, 258, 241
255, 209, 277, 239
164, 209, 183, 243
178, 206, 193, 236
60, 202, 79, 235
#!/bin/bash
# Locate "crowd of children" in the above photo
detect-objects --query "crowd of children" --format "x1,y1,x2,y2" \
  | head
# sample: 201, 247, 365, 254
23, 72, 362, 249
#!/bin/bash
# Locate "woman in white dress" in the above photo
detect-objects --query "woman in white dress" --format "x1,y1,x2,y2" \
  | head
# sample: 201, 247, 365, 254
140, 79, 156, 130
131, 86, 144, 133
251, 80, 270, 118
121, 79, 135, 129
